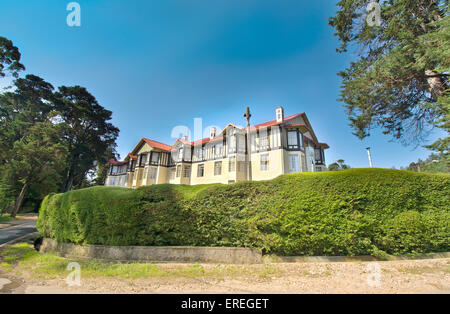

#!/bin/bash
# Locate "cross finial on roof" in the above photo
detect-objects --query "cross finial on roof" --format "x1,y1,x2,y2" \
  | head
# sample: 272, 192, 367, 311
243, 106, 251, 128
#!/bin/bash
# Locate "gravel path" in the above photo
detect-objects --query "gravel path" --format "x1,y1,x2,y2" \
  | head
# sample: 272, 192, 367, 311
6, 258, 449, 294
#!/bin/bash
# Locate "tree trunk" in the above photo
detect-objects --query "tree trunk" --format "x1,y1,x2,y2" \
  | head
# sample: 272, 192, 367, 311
11, 182, 28, 218
63, 171, 74, 192
425, 69, 447, 102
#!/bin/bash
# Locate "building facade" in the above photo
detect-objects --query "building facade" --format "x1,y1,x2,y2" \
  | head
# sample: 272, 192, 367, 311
105, 107, 329, 188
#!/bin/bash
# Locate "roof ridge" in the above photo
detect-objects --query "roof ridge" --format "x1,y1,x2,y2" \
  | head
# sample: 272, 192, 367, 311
143, 137, 171, 146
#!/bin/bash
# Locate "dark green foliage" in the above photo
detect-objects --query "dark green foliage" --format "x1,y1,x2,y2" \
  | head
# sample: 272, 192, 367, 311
1, 37, 120, 216
328, 159, 350, 171
405, 152, 449, 173
329, 1, 449, 151
54, 86, 120, 192
0, 36, 25, 78
37, 169, 450, 256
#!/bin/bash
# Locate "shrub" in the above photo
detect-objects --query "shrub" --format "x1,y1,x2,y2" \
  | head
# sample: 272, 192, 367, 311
37, 169, 450, 256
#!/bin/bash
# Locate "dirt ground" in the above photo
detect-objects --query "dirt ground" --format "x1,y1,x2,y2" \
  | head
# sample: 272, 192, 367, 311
2, 258, 449, 294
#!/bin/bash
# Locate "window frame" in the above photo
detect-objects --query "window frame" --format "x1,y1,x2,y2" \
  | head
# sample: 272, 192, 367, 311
215, 143, 223, 158
197, 164, 205, 177
214, 161, 222, 176
287, 130, 299, 149
150, 152, 160, 165
228, 135, 237, 154
176, 165, 181, 177
177, 147, 184, 162
229, 156, 236, 172
183, 165, 191, 178
260, 153, 269, 171
169, 167, 176, 180
149, 167, 157, 179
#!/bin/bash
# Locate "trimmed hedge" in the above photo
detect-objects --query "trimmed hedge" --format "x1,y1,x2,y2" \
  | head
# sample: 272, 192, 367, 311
37, 169, 450, 256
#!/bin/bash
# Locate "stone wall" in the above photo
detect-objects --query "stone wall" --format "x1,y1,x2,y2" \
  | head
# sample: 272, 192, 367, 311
39, 238, 263, 264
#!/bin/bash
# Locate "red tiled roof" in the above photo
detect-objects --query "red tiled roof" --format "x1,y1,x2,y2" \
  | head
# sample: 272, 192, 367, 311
143, 138, 172, 152
129, 138, 172, 156
108, 159, 128, 166
191, 138, 211, 145
119, 112, 328, 159
184, 113, 306, 146
127, 154, 137, 160
175, 135, 223, 147
245, 112, 304, 131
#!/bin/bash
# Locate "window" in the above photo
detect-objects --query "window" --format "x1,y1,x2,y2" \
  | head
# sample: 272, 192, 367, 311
260, 133, 269, 150
238, 160, 246, 172
138, 154, 145, 167
260, 154, 269, 171
250, 133, 257, 152
184, 165, 191, 178
149, 167, 157, 179
314, 149, 322, 162
214, 161, 222, 176
238, 134, 246, 153
196, 146, 204, 160
272, 127, 280, 148
151, 152, 159, 164
287, 131, 298, 148
176, 165, 181, 177
289, 154, 299, 173
197, 164, 204, 177
229, 156, 236, 172
228, 135, 236, 153
169, 168, 176, 180
215, 143, 223, 158
178, 147, 184, 162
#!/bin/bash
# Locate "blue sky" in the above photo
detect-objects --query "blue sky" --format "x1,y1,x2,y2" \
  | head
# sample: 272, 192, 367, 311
0, 0, 444, 168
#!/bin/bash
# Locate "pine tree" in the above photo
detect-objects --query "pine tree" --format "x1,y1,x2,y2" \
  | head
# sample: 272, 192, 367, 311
329, 0, 449, 153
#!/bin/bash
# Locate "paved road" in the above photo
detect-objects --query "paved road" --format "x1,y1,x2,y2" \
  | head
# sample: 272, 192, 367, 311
0, 220, 37, 245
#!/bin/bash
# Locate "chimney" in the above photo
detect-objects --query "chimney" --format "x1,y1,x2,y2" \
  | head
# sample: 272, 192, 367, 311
182, 135, 188, 142
210, 127, 217, 139
276, 106, 284, 123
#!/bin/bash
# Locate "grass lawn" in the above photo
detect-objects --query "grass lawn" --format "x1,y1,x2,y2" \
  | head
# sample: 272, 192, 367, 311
0, 216, 15, 223
0, 242, 282, 280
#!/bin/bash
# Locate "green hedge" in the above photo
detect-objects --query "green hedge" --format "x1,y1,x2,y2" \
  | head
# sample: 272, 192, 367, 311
37, 169, 450, 256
